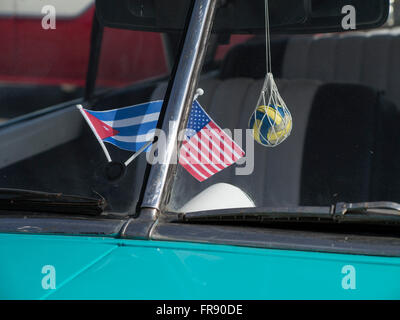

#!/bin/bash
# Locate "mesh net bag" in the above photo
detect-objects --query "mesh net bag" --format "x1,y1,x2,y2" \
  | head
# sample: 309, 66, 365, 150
248, 0, 292, 147
248, 72, 292, 147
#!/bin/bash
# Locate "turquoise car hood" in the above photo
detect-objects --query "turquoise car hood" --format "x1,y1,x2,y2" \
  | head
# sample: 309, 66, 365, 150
1, 233, 400, 299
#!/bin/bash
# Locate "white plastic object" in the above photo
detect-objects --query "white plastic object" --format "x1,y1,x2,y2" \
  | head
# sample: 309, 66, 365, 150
178, 183, 255, 213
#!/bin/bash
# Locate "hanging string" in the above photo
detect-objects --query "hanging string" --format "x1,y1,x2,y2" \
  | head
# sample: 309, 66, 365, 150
264, 0, 272, 74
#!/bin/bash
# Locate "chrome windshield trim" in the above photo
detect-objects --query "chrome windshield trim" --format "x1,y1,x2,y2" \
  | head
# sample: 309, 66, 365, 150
141, 0, 218, 211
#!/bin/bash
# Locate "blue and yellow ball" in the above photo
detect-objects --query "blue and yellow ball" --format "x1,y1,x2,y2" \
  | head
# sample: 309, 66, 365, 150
249, 104, 292, 146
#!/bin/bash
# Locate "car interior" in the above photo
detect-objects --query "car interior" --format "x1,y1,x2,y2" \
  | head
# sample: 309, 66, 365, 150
0, 13, 399, 214
154, 29, 400, 210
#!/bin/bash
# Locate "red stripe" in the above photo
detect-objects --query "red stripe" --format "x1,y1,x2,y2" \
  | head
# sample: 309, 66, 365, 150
208, 121, 244, 160
187, 155, 212, 179
183, 138, 219, 175
220, 129, 244, 158
204, 125, 234, 164
179, 155, 205, 182
221, 133, 242, 161
192, 134, 225, 171
179, 141, 212, 179
193, 162, 212, 180
190, 134, 220, 173
199, 130, 228, 168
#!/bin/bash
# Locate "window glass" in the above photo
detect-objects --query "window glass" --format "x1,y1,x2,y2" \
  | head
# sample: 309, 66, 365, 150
0, 0, 169, 124
214, 35, 254, 62
0, 0, 188, 216
165, 2, 400, 214
0, 0, 94, 123
96, 28, 168, 89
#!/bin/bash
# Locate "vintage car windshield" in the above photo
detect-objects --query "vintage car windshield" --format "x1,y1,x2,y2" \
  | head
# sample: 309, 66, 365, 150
1, 0, 400, 220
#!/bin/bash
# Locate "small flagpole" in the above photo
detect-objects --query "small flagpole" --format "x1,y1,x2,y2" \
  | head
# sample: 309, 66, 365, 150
76, 104, 112, 163
124, 141, 152, 167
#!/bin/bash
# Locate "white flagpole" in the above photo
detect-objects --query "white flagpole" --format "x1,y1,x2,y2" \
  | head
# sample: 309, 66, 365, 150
124, 88, 204, 167
124, 140, 152, 167
76, 104, 112, 163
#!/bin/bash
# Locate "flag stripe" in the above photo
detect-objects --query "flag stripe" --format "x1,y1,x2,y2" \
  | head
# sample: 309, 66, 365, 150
181, 143, 218, 176
102, 112, 160, 128
208, 121, 244, 158
200, 133, 229, 166
207, 122, 243, 161
191, 133, 226, 170
179, 156, 206, 182
110, 132, 155, 143
180, 146, 214, 178
185, 138, 222, 172
103, 137, 152, 152
86, 100, 163, 121
203, 124, 234, 165
106, 120, 158, 137
206, 129, 232, 164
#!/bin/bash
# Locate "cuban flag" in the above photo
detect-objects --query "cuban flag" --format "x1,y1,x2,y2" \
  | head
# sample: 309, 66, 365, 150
78, 101, 162, 153
179, 100, 245, 182
77, 100, 163, 165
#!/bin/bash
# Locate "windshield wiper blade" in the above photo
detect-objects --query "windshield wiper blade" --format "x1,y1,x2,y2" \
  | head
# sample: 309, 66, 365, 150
334, 201, 400, 222
179, 206, 333, 222
0, 188, 106, 216
179, 202, 400, 225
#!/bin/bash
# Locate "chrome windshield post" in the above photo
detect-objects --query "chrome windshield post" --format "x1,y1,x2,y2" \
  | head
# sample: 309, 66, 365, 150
140, 0, 218, 212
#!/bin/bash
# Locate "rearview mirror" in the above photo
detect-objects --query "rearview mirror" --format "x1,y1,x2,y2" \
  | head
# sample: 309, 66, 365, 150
96, 0, 390, 34
283, 0, 391, 33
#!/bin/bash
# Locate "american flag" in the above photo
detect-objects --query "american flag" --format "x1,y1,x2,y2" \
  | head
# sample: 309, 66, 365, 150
179, 101, 245, 182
